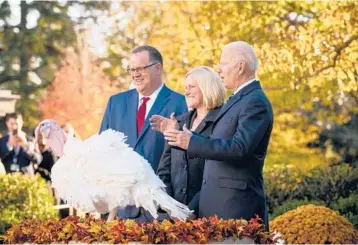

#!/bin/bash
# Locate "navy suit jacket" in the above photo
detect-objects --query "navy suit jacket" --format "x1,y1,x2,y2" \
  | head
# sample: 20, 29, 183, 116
99, 85, 187, 218
187, 81, 273, 230
0, 135, 33, 174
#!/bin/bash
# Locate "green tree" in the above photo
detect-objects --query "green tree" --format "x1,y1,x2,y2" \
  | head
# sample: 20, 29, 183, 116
0, 0, 110, 130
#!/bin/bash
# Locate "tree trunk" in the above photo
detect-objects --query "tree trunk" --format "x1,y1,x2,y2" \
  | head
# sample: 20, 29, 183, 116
19, 1, 29, 97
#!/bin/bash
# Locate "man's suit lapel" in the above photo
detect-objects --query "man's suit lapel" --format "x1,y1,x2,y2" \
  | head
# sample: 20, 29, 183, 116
126, 91, 139, 147
135, 85, 171, 147
215, 81, 262, 122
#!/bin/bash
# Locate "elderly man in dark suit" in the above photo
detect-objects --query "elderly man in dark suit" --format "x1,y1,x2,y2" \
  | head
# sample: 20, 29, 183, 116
164, 41, 273, 231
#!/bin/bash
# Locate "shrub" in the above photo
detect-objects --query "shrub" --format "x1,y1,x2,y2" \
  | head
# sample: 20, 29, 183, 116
300, 164, 358, 205
2, 216, 277, 244
331, 193, 358, 229
264, 164, 305, 213
270, 204, 358, 244
0, 173, 58, 235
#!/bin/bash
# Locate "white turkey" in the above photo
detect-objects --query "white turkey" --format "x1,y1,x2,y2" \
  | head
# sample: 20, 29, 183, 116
35, 119, 192, 221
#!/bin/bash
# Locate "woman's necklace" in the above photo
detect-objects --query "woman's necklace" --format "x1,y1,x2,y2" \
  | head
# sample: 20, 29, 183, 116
191, 114, 206, 131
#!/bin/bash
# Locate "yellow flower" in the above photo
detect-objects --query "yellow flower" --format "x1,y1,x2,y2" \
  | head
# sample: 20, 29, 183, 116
270, 205, 358, 244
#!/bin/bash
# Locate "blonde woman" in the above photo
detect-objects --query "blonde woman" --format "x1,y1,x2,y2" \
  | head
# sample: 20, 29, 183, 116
150, 66, 226, 218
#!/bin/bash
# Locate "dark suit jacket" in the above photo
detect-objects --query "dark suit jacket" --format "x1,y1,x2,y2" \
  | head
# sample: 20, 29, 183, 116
156, 107, 221, 216
35, 150, 57, 181
99, 85, 188, 219
187, 81, 273, 230
0, 135, 33, 174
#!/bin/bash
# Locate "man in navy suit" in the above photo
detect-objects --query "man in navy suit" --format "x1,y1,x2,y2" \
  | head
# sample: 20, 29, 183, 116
164, 41, 273, 231
0, 113, 41, 174
100, 45, 187, 221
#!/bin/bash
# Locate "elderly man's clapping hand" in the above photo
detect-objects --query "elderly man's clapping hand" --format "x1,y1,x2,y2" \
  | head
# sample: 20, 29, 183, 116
163, 124, 192, 150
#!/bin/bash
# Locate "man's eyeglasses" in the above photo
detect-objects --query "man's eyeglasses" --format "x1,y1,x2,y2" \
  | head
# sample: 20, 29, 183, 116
127, 63, 158, 74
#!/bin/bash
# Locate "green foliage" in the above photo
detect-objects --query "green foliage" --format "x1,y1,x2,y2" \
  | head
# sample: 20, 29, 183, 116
300, 164, 358, 206
0, 1, 110, 131
331, 193, 358, 228
315, 115, 358, 164
0, 173, 58, 235
264, 164, 306, 213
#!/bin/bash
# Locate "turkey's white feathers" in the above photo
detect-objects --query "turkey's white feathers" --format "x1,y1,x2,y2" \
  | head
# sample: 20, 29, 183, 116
51, 129, 192, 220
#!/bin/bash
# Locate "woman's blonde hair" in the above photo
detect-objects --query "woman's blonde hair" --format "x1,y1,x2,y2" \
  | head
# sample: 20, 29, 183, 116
185, 66, 226, 109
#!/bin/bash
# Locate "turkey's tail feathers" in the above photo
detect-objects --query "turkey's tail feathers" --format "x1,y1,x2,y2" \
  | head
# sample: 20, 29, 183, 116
152, 188, 193, 220
133, 181, 193, 221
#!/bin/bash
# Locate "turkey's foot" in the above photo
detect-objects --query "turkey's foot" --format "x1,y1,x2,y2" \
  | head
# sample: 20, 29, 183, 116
107, 207, 119, 221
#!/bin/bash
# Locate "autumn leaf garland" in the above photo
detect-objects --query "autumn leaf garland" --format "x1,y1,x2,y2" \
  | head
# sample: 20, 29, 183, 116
2, 215, 276, 244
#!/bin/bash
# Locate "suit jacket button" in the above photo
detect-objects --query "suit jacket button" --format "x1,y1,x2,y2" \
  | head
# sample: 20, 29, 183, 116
184, 164, 187, 170
203, 179, 206, 185
182, 188, 187, 193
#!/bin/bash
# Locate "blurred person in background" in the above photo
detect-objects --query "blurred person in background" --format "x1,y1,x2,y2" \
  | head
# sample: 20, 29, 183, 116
61, 122, 81, 139
0, 113, 41, 174
17, 113, 42, 175
34, 131, 57, 198
34, 130, 57, 182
